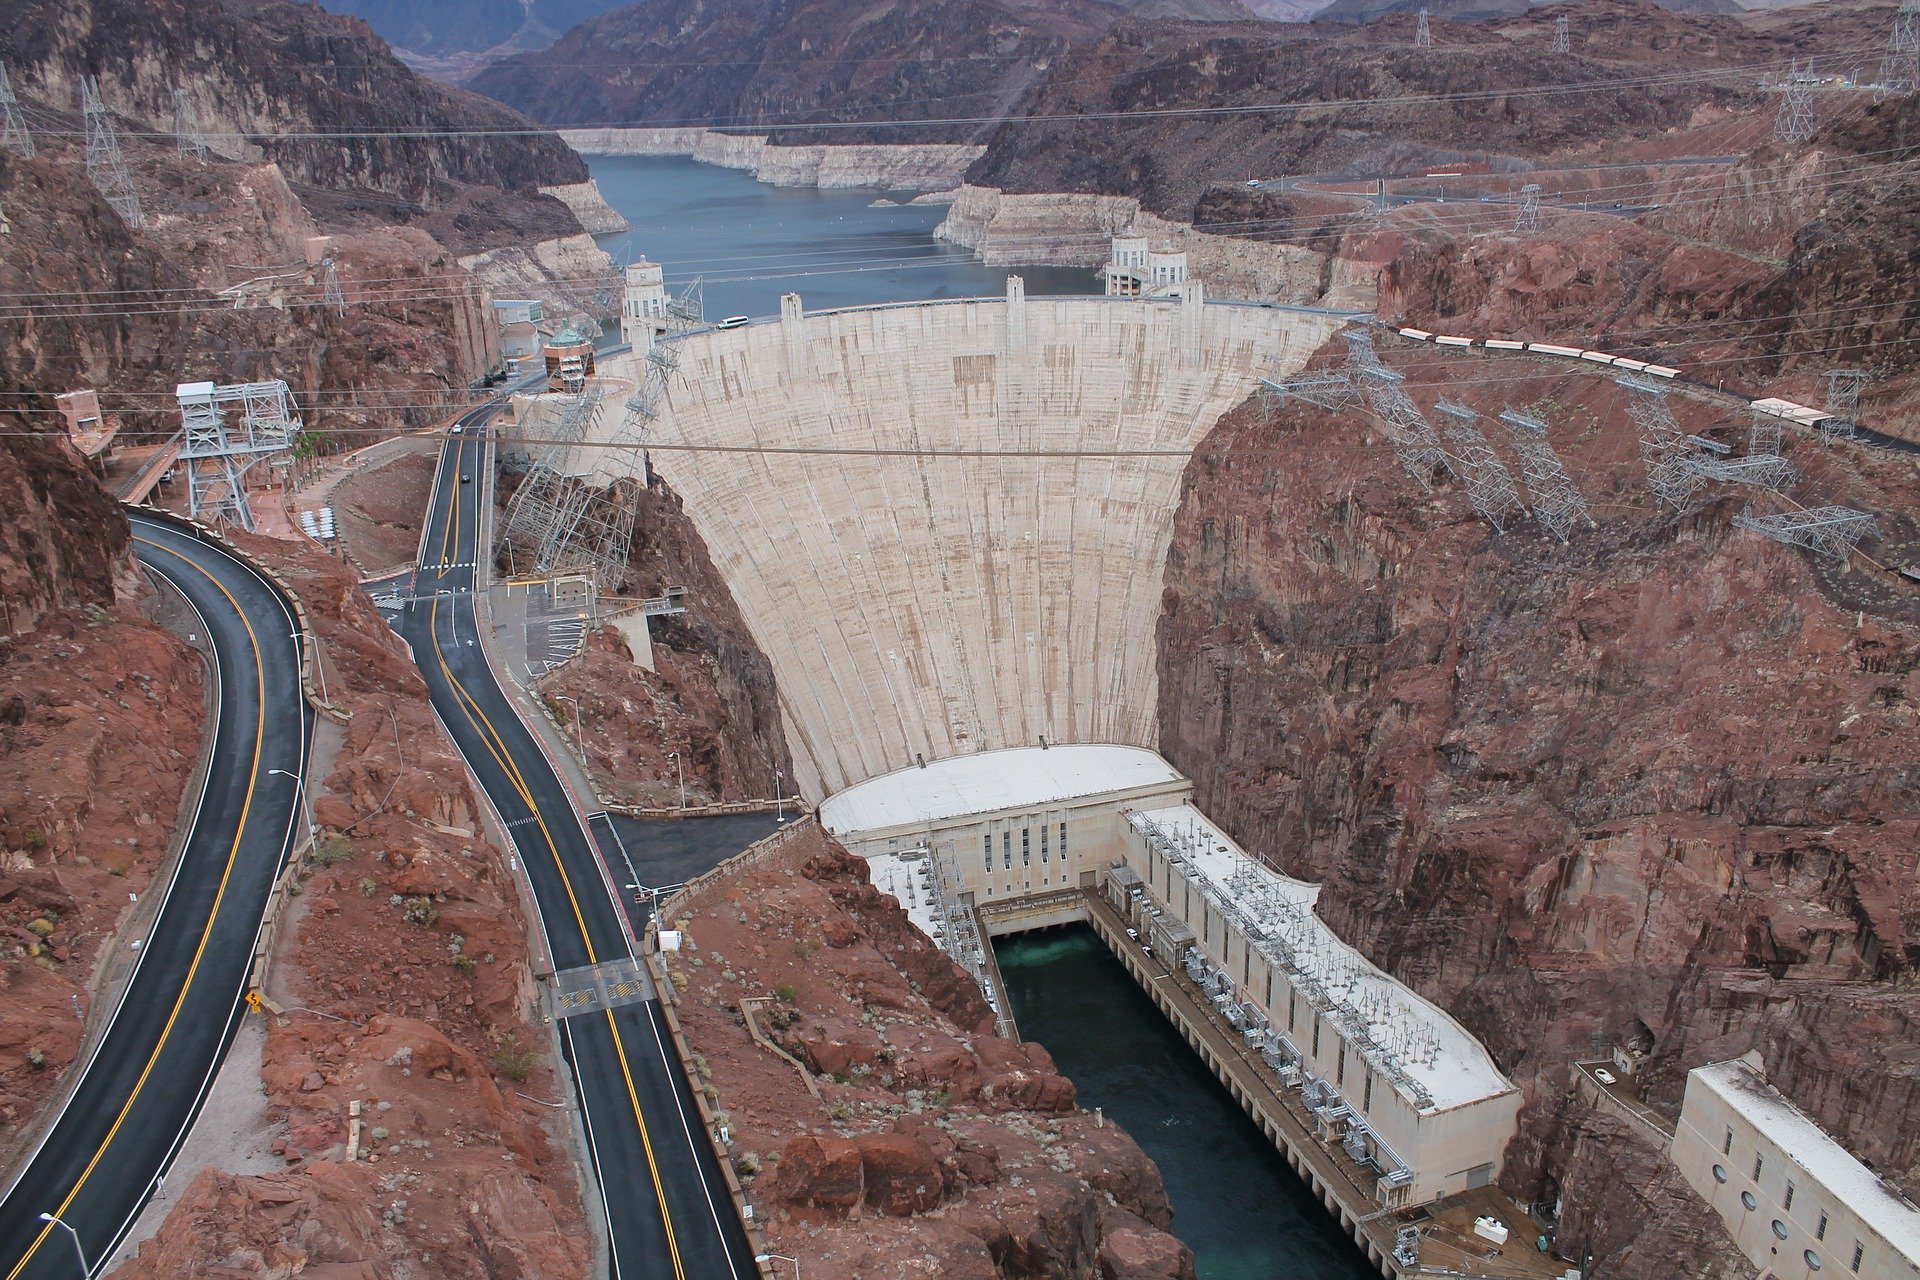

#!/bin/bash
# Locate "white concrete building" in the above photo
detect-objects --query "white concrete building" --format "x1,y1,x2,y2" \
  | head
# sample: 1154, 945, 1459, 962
821, 744, 1192, 903
1673, 1054, 1920, 1280
1104, 233, 1191, 299
1112, 803, 1522, 1208
620, 257, 670, 348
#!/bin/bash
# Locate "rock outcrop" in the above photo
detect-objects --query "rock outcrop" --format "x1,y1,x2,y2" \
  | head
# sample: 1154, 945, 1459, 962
561, 129, 988, 191
664, 823, 1193, 1280
1155, 355, 1920, 1274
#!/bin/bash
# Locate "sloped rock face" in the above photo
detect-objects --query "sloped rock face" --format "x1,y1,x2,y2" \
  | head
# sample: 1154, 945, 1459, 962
1156, 366, 1919, 1273
665, 824, 1191, 1280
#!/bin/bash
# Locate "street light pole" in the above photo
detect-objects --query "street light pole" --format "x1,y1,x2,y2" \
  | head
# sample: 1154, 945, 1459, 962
668, 751, 685, 809
37, 1212, 90, 1277
291, 629, 329, 709
267, 768, 316, 847
774, 769, 785, 823
755, 1253, 800, 1280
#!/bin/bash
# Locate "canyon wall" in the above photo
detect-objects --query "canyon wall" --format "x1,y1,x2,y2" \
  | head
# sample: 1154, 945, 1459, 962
559, 129, 987, 190
664, 821, 1195, 1280
1154, 350, 1919, 1276
537, 179, 630, 234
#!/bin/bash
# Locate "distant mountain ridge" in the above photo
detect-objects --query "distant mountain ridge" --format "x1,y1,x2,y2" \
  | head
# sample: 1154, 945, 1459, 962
320, 0, 632, 56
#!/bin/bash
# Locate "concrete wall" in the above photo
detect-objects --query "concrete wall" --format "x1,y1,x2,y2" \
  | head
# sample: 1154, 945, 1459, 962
601, 295, 1345, 798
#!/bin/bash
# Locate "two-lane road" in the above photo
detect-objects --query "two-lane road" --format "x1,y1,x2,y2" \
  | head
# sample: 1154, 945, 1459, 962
0, 512, 310, 1279
395, 412, 755, 1280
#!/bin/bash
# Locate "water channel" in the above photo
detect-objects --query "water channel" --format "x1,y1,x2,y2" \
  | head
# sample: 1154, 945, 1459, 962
586, 153, 1089, 321
1000, 928, 1381, 1280
585, 154, 1379, 1280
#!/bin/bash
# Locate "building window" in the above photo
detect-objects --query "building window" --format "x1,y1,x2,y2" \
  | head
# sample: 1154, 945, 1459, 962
1022, 827, 1030, 867
1724, 1128, 1735, 1155
1713, 1165, 1729, 1184
1312, 1018, 1322, 1057
1060, 822, 1068, 857
1772, 1221, 1789, 1240
983, 834, 992, 873
1335, 1044, 1345, 1088
1288, 995, 1297, 1033
1804, 1250, 1821, 1272
1741, 1191, 1758, 1212
1041, 824, 1049, 862
1816, 1212, 1828, 1241
1363, 1071, 1373, 1112
1243, 949, 1251, 984
1753, 1154, 1764, 1182
1851, 1242, 1863, 1272
1265, 971, 1273, 1006
1784, 1182, 1794, 1212
1003, 830, 1011, 870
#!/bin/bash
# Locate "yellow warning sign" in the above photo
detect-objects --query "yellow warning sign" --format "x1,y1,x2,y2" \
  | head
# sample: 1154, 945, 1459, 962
245, 990, 264, 1014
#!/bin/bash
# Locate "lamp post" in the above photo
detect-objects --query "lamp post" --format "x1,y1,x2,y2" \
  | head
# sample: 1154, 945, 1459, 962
667, 751, 686, 809
755, 1253, 799, 1280
267, 767, 316, 847
290, 629, 329, 709
774, 769, 785, 823
37, 1213, 89, 1277
554, 694, 586, 761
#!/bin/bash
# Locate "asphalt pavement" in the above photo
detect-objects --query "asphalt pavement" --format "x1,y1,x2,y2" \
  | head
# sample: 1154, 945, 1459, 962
0, 513, 310, 1280
392, 411, 757, 1280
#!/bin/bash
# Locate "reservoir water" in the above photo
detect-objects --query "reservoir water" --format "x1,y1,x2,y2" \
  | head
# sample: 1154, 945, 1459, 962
585, 154, 1090, 321
999, 927, 1381, 1280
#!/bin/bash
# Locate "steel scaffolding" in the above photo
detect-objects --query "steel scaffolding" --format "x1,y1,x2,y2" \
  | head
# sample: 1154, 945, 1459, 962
175, 380, 302, 532
1617, 374, 1703, 508
1498, 407, 1591, 541
80, 76, 142, 229
0, 66, 33, 159
1436, 399, 1527, 531
1733, 506, 1876, 560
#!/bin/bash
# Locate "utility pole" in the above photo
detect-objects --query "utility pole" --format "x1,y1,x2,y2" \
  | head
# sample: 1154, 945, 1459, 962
0, 65, 33, 158
1514, 183, 1542, 232
1415, 7, 1432, 47
80, 75, 143, 228
1773, 60, 1817, 144
1552, 13, 1570, 54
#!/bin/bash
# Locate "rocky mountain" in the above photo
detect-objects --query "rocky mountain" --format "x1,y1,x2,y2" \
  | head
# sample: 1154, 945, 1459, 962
322, 0, 631, 57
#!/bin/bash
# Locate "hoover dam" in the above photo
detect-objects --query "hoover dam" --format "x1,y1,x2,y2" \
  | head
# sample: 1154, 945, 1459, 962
600, 287, 1351, 799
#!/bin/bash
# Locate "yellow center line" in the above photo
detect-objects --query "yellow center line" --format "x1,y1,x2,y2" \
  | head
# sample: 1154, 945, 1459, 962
6, 535, 271, 1280
424, 461, 687, 1280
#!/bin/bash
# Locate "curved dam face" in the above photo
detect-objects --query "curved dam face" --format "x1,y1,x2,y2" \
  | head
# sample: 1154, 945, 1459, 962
602, 295, 1347, 799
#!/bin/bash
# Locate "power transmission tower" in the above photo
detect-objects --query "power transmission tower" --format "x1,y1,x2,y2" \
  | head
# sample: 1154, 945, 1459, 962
1415, 7, 1433, 47
1820, 368, 1869, 443
175, 380, 302, 532
1774, 61, 1818, 144
320, 256, 346, 316
1435, 400, 1527, 530
1879, 0, 1920, 95
173, 88, 208, 160
1733, 506, 1876, 560
1617, 375, 1703, 509
1552, 14, 1570, 54
1499, 407, 1591, 541
1746, 404, 1787, 457
1343, 330, 1453, 489
0, 66, 33, 158
1515, 183, 1542, 232
80, 76, 142, 229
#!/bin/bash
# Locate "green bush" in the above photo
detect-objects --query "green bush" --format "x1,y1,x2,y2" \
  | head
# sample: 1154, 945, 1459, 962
402, 896, 439, 927
313, 836, 356, 866
773, 983, 798, 1003
491, 1037, 539, 1082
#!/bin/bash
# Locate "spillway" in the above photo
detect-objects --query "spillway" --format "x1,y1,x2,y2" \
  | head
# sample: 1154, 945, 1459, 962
602, 290, 1347, 799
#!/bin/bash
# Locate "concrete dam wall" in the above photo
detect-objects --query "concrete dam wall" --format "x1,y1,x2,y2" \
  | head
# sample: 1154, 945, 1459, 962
601, 294, 1349, 800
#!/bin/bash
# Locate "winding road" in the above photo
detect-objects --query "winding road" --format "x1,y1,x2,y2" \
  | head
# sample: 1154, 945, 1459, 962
392, 410, 756, 1280
0, 512, 311, 1280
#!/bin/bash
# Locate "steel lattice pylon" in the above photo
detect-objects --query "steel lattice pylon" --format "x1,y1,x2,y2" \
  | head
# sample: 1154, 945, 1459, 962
1514, 183, 1542, 233
80, 75, 142, 229
0, 66, 33, 158
1684, 453, 1797, 491
175, 380, 302, 532
1343, 331, 1452, 489
1436, 400, 1527, 530
1774, 61, 1818, 144
1821, 369, 1869, 443
1617, 374, 1703, 508
1257, 366, 1355, 412
1415, 7, 1432, 46
1498, 407, 1591, 541
1879, 0, 1920, 95
1733, 506, 1876, 560
1552, 14, 1570, 54
173, 88, 208, 160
